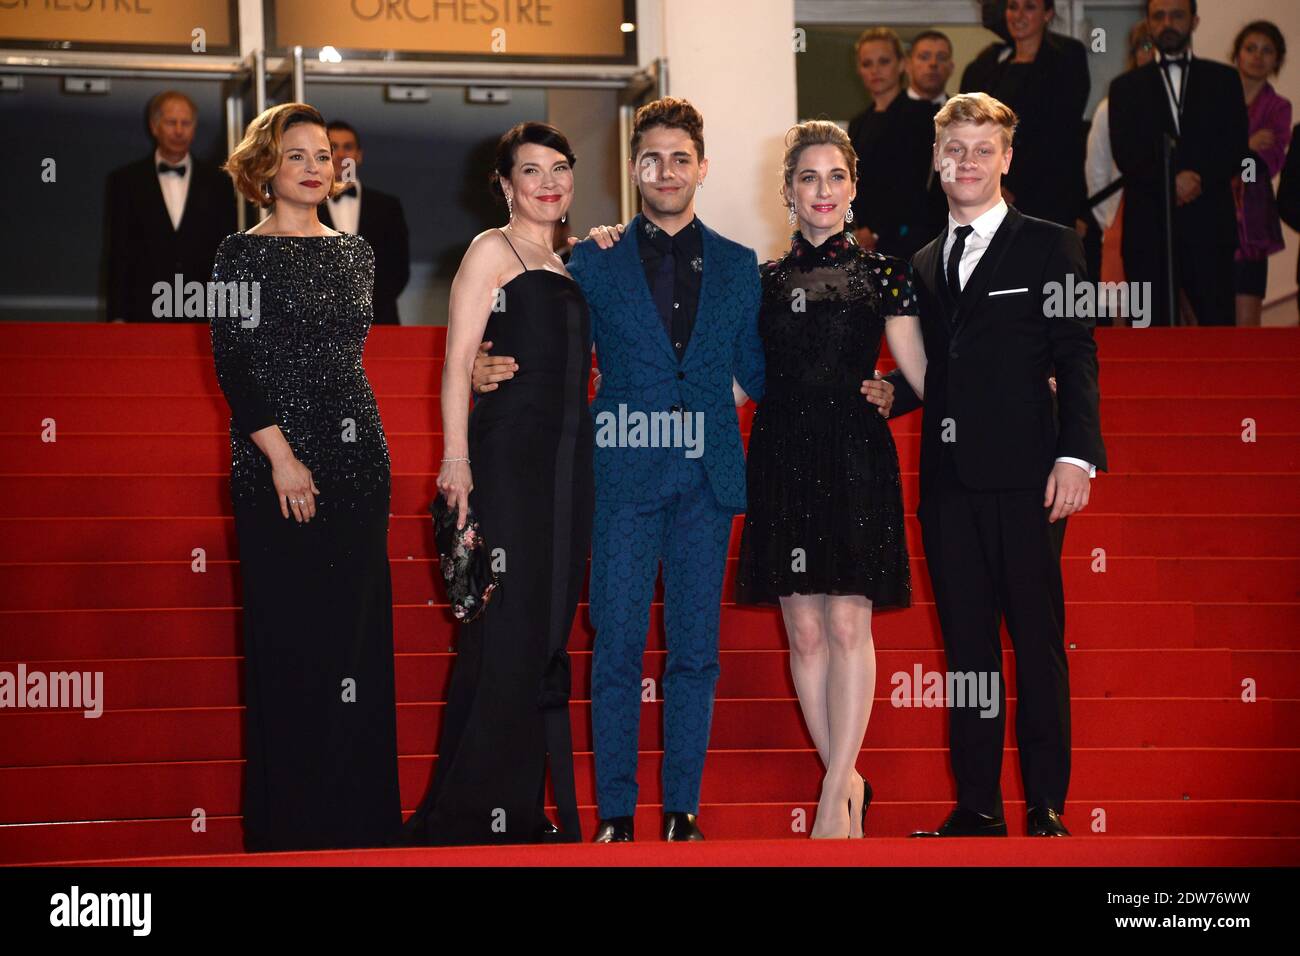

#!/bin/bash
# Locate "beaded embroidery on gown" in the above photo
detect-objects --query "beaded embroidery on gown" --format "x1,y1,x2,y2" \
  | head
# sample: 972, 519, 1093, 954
735, 229, 914, 607
210, 232, 402, 852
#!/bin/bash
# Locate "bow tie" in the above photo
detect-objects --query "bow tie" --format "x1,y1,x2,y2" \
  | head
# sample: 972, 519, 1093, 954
1161, 55, 1189, 68
157, 162, 187, 176
336, 184, 358, 199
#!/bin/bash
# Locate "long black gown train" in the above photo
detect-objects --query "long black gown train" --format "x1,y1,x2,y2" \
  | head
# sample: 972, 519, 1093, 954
210, 232, 403, 852
403, 242, 594, 846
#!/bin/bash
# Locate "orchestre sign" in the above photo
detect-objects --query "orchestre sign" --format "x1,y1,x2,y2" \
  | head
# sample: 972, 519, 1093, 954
0, 0, 237, 52
269, 0, 633, 60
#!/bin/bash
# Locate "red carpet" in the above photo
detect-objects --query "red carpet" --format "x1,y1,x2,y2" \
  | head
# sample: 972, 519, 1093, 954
1, 323, 1297, 867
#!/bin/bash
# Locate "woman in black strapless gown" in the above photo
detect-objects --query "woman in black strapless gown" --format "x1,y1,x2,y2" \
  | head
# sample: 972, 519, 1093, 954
404, 123, 593, 846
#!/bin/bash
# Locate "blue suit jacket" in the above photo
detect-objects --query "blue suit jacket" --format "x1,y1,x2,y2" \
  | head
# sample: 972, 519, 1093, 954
568, 214, 765, 512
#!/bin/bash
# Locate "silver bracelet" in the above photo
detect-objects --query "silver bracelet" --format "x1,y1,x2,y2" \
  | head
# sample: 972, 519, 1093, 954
441, 456, 470, 463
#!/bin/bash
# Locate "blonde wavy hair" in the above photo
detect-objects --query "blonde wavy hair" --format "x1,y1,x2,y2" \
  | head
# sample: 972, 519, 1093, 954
222, 102, 345, 208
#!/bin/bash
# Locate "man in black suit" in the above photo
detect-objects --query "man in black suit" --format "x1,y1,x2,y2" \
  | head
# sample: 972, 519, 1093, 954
105, 91, 235, 322
1108, 0, 1250, 326
320, 121, 411, 325
887, 92, 1106, 838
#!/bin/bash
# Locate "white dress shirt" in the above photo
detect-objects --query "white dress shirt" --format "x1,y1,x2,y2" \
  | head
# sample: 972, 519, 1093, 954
1154, 48, 1191, 134
154, 149, 190, 232
907, 86, 948, 106
327, 179, 362, 235
1085, 97, 1121, 231
942, 198, 1096, 478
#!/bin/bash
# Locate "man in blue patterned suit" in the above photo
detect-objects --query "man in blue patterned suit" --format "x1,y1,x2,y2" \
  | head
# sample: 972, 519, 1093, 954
472, 99, 892, 841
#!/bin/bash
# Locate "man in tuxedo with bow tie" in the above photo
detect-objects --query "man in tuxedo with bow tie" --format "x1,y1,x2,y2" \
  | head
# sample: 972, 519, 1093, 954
105, 91, 235, 322
1108, 0, 1250, 326
886, 92, 1106, 837
319, 121, 411, 325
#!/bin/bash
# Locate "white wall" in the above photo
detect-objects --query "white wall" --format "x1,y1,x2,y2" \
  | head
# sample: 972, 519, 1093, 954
637, 0, 799, 260
1195, 0, 1300, 324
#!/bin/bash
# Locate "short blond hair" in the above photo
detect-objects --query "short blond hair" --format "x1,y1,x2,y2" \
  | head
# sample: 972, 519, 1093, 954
854, 26, 904, 60
933, 92, 1019, 151
222, 102, 345, 208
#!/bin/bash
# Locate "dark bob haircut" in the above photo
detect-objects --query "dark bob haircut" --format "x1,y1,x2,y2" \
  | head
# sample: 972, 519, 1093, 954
489, 122, 577, 201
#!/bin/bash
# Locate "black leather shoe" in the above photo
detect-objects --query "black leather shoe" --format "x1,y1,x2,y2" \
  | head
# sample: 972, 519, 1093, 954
910, 806, 1008, 837
1027, 806, 1070, 836
662, 811, 705, 841
533, 816, 560, 841
592, 816, 634, 843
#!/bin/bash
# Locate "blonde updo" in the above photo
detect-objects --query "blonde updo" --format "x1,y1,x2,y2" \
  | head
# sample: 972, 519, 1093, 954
223, 102, 346, 208
779, 120, 859, 202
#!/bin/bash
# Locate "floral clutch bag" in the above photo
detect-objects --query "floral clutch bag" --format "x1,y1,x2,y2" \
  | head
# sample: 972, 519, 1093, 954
430, 494, 499, 623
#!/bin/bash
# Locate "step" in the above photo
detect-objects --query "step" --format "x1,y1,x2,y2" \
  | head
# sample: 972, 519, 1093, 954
0, 647, 1273, 711
0, 554, 1295, 611
1, 473, 1296, 517
2, 513, 1297, 563
3, 323, 1297, 359
5, 429, 1299, 475
5, 355, 1299, 397
1, 601, 1295, 660
3, 799, 1298, 865
1, 698, 1294, 768
2, 748, 1296, 823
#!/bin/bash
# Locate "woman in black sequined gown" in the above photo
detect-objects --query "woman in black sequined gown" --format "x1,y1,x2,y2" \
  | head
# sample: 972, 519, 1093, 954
735, 122, 927, 838
210, 104, 401, 852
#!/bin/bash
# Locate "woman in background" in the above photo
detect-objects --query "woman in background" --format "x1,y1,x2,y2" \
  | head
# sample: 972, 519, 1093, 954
847, 27, 939, 260
962, 0, 1090, 229
212, 102, 401, 852
1232, 20, 1291, 326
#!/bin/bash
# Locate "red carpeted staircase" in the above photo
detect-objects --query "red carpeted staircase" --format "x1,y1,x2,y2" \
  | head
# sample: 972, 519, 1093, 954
1, 323, 1297, 867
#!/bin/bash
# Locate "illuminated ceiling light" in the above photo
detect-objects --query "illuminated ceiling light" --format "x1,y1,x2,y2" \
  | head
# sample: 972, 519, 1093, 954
318, 45, 343, 63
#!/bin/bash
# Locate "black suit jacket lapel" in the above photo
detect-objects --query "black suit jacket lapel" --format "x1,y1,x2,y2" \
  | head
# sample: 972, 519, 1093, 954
954, 207, 1024, 335
139, 158, 175, 235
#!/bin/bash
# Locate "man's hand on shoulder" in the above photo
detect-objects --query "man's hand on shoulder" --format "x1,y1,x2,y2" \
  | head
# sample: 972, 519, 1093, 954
566, 223, 625, 251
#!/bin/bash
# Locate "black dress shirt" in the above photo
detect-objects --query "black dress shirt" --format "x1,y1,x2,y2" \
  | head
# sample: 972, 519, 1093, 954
636, 215, 703, 360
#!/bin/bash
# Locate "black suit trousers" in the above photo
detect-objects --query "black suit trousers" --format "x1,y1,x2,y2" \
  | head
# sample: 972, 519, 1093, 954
919, 450, 1071, 818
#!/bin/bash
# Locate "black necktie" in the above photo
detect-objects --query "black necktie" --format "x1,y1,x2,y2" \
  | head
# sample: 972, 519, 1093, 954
946, 224, 974, 298
336, 184, 358, 198
157, 162, 186, 177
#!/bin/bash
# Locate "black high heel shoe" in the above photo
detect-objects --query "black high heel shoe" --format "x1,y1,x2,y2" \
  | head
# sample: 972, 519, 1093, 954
848, 777, 873, 836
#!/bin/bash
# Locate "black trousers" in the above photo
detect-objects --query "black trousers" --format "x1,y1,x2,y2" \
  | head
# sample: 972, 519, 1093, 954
918, 454, 1071, 818
1122, 230, 1236, 326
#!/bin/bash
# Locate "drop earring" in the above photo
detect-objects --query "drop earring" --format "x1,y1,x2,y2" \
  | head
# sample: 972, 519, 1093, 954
788, 203, 796, 226
845, 205, 855, 224
506, 194, 513, 219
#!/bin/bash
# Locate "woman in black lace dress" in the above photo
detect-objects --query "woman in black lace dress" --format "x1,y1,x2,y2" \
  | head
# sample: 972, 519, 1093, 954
735, 121, 927, 839
211, 103, 401, 852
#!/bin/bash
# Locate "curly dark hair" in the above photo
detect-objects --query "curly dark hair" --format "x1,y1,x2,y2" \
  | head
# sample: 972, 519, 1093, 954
630, 97, 705, 161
